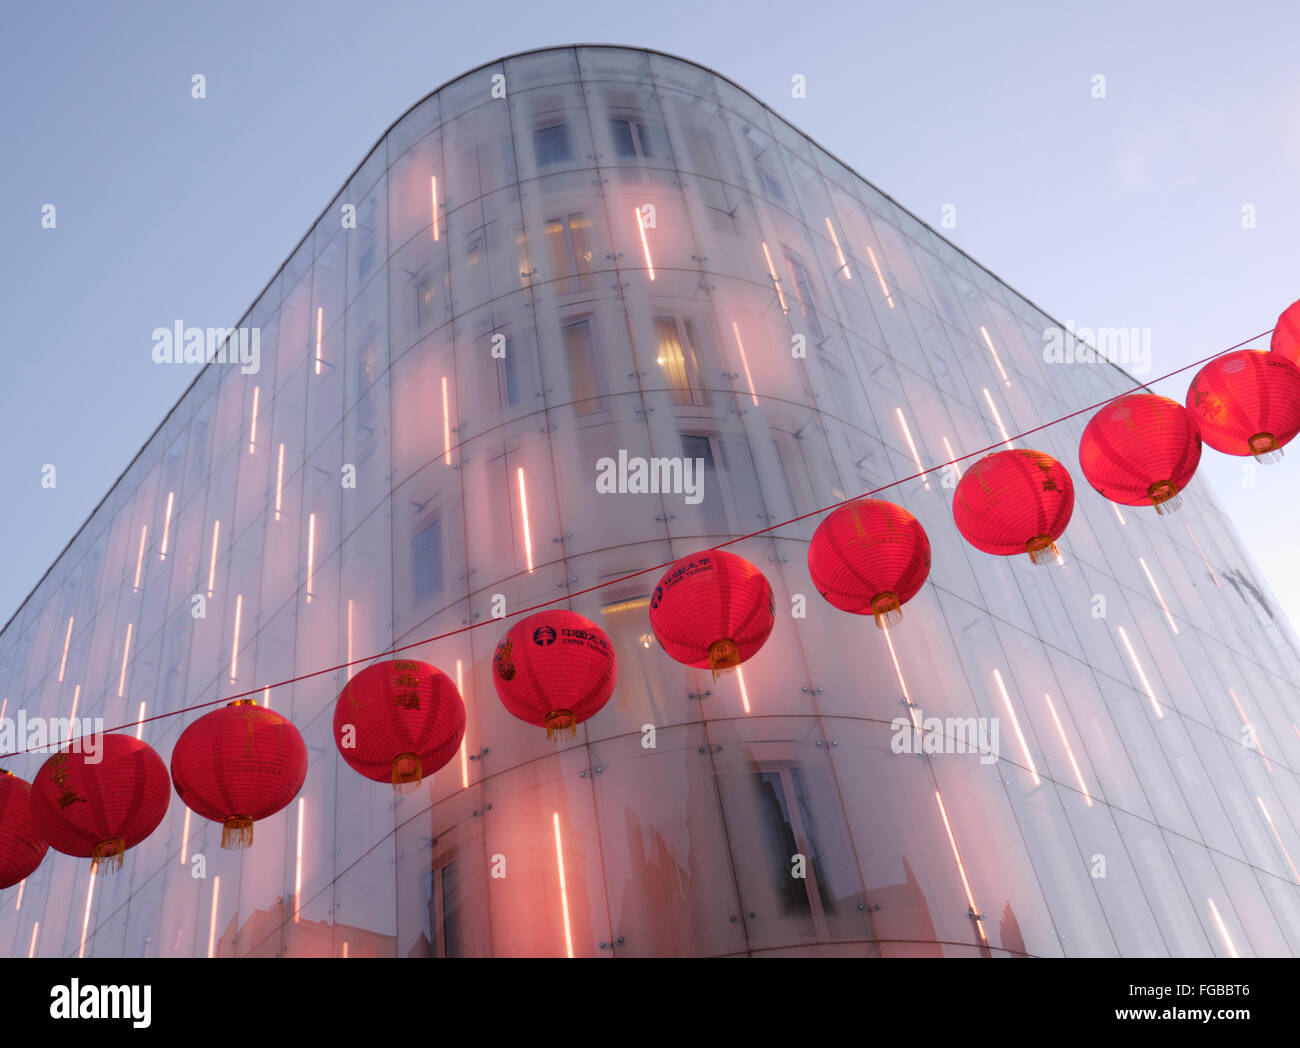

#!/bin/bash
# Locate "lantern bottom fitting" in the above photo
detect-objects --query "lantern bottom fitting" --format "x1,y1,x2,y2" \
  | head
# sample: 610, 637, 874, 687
708, 638, 740, 680
91, 837, 126, 875
222, 816, 255, 850
1249, 432, 1284, 464
391, 752, 423, 793
545, 710, 577, 742
870, 592, 903, 629
1147, 480, 1183, 515
1025, 535, 1059, 566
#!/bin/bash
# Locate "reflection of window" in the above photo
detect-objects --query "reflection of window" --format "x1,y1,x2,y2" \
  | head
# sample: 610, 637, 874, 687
753, 766, 840, 930
495, 335, 522, 409
416, 276, 436, 328
356, 335, 379, 432
357, 196, 378, 280
743, 125, 785, 201
544, 213, 596, 293
411, 517, 442, 604
430, 859, 464, 958
533, 123, 573, 167
784, 249, 824, 340
563, 316, 605, 415
609, 117, 657, 160
680, 433, 726, 534
654, 316, 709, 406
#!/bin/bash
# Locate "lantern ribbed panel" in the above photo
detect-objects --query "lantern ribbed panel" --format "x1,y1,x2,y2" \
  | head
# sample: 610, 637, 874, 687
0, 771, 48, 889
649, 550, 775, 669
491, 610, 617, 735
1078, 394, 1202, 510
30, 734, 170, 870
1186, 350, 1300, 459
1271, 299, 1300, 364
171, 702, 307, 836
808, 499, 931, 622
332, 659, 465, 786
952, 449, 1075, 559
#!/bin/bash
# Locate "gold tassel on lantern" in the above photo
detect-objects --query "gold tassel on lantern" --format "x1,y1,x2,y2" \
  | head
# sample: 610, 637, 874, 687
91, 838, 126, 875
1147, 479, 1183, 515
545, 710, 577, 742
1249, 432, 1284, 464
222, 816, 255, 850
707, 638, 740, 680
870, 591, 903, 629
391, 753, 423, 794
1026, 535, 1059, 566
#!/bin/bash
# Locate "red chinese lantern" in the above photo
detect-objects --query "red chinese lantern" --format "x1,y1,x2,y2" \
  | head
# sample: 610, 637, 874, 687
807, 499, 931, 627
1186, 349, 1300, 462
649, 550, 775, 677
1271, 299, 1300, 364
30, 734, 171, 874
171, 700, 308, 849
333, 659, 465, 793
1078, 393, 1202, 515
953, 448, 1075, 564
492, 610, 617, 741
0, 770, 48, 889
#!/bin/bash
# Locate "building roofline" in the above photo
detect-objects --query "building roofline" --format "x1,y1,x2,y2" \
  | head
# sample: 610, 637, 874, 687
1, 42, 1144, 638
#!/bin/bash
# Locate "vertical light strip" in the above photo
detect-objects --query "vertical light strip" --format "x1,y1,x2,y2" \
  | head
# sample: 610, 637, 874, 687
1256, 796, 1300, 882
882, 623, 922, 734
865, 245, 894, 308
736, 665, 752, 715
441, 376, 452, 464
517, 467, 534, 573
262, 686, 271, 711
28, 921, 39, 958
207, 520, 220, 598
306, 513, 316, 603
230, 595, 243, 682
981, 387, 1015, 448
760, 241, 787, 313
895, 407, 931, 491
294, 798, 304, 924
78, 869, 96, 958
207, 876, 220, 958
315, 306, 323, 375
342, 941, 350, 958
824, 217, 851, 279
457, 659, 469, 789
1207, 898, 1239, 958
430, 175, 440, 241
1112, 503, 1127, 526
69, 685, 81, 735
979, 325, 1011, 387
248, 385, 260, 454
133, 526, 148, 591
180, 807, 192, 866
117, 623, 134, 698
135, 702, 146, 742
58, 616, 74, 682
1139, 557, 1179, 634
275, 444, 285, 521
934, 790, 987, 943
159, 491, 174, 560
346, 599, 354, 680
1117, 626, 1163, 718
1229, 688, 1272, 773
993, 668, 1039, 785
14, 879, 24, 912
730, 321, 759, 406
940, 436, 963, 480
1043, 692, 1092, 806
1185, 523, 1220, 587
636, 207, 655, 281
552, 811, 574, 958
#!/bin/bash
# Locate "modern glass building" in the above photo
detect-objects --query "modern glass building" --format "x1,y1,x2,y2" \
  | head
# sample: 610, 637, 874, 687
3, 45, 1300, 959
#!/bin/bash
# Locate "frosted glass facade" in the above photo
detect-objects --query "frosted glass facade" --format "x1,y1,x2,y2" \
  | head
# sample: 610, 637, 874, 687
3, 45, 1300, 958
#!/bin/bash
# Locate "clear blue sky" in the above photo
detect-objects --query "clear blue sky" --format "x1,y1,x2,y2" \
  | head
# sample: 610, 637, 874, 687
2, 0, 1298, 630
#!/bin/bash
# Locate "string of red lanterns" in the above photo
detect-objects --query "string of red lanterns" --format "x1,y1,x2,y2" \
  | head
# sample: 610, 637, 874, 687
2, 309, 1296, 879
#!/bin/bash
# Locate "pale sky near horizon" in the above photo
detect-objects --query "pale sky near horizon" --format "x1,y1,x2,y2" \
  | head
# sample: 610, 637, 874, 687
2, 0, 1298, 636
